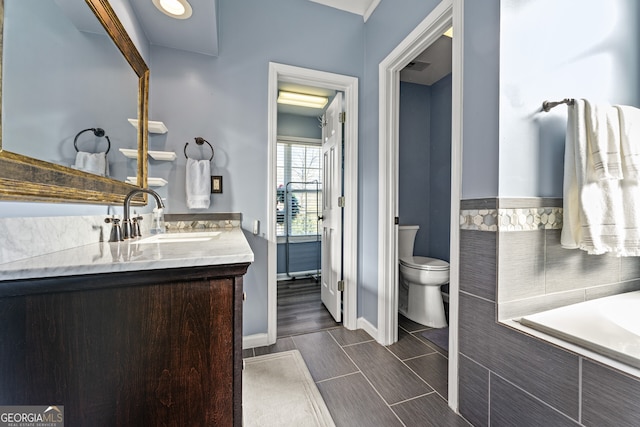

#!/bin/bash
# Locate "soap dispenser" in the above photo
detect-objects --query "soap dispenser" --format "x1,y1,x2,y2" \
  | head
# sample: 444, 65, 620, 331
151, 208, 166, 235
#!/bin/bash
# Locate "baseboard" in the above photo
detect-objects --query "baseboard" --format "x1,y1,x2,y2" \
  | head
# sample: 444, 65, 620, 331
356, 317, 378, 341
243, 333, 269, 349
276, 270, 320, 281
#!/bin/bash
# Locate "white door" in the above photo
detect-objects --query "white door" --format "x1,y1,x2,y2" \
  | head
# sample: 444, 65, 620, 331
321, 93, 344, 322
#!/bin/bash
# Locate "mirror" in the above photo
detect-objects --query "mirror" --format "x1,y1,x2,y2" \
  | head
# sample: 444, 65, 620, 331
0, 0, 149, 205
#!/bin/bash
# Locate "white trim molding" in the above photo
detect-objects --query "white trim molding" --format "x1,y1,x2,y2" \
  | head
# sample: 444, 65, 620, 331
267, 62, 359, 345
356, 316, 378, 341
376, 0, 463, 412
243, 333, 270, 349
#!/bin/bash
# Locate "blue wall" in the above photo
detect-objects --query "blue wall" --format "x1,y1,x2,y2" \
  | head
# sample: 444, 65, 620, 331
278, 113, 322, 140
399, 82, 431, 256
429, 74, 452, 262
499, 0, 640, 197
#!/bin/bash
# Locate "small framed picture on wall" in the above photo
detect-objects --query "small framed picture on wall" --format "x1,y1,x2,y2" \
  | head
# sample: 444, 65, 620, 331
211, 176, 223, 193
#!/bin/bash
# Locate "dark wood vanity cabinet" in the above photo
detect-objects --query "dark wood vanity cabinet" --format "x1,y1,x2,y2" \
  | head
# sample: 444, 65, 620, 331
0, 263, 249, 427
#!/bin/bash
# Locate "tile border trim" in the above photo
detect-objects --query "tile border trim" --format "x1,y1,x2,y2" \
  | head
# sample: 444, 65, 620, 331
460, 206, 563, 232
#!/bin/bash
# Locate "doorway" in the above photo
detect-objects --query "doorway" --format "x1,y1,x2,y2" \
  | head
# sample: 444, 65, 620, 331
267, 63, 359, 346
274, 89, 341, 337
377, 0, 463, 411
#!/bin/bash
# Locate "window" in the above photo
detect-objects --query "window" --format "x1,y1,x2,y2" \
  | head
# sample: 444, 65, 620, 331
277, 138, 322, 237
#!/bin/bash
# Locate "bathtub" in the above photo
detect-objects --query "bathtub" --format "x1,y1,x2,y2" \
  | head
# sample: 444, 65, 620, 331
519, 290, 640, 370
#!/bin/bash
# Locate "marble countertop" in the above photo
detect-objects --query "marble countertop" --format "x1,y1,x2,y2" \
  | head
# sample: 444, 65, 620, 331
0, 228, 254, 282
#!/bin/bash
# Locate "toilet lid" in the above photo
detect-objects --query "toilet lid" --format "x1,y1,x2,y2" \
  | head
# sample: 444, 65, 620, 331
400, 256, 449, 271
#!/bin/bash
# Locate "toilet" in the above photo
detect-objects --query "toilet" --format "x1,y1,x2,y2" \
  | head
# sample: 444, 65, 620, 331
398, 225, 449, 328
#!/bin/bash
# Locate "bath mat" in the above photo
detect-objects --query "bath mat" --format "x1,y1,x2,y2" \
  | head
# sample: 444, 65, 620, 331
421, 327, 449, 352
243, 349, 335, 427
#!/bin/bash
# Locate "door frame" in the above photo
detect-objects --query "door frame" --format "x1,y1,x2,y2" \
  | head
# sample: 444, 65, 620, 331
267, 62, 359, 345
377, 0, 464, 411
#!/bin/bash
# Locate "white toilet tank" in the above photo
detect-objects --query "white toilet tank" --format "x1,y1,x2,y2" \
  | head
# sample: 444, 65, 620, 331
398, 225, 419, 259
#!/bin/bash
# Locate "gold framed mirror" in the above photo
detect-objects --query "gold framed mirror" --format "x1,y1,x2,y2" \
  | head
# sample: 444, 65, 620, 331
0, 0, 148, 205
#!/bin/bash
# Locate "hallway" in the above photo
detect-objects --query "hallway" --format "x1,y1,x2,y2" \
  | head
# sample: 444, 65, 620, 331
276, 277, 339, 337
244, 315, 469, 426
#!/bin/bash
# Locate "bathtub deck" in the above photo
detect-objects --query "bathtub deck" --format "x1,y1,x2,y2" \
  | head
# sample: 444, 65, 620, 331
519, 290, 640, 370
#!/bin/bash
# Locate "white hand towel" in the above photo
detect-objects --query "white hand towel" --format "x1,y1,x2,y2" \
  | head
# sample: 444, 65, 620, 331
561, 99, 584, 250
73, 151, 108, 176
562, 99, 640, 256
584, 100, 623, 180
615, 105, 640, 180
186, 158, 211, 209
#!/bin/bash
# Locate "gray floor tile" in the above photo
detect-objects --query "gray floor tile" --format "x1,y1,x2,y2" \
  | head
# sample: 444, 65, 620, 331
399, 313, 430, 333
391, 394, 471, 427
405, 352, 449, 399
387, 328, 437, 360
329, 327, 375, 346
253, 336, 296, 356
317, 373, 403, 427
343, 340, 433, 405
292, 331, 358, 382
413, 330, 447, 357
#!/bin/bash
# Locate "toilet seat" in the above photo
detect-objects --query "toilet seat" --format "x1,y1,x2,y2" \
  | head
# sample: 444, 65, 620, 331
399, 256, 449, 271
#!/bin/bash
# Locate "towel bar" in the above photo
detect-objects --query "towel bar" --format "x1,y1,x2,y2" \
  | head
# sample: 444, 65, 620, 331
542, 98, 575, 112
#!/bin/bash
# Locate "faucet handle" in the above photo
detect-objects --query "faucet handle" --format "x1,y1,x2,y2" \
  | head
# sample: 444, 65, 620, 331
104, 216, 123, 242
132, 215, 143, 238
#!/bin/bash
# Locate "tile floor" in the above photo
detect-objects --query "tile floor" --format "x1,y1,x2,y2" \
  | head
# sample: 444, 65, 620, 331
244, 315, 470, 427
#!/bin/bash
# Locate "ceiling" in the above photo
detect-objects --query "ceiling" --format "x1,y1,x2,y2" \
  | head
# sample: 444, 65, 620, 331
125, 0, 379, 58
309, 0, 380, 21
400, 35, 452, 86
129, 0, 219, 56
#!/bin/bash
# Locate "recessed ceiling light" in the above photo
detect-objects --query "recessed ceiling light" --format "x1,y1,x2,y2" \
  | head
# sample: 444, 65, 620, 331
277, 91, 328, 109
152, 0, 193, 19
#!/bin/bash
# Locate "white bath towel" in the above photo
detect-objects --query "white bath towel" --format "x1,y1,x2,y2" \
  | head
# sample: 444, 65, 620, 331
615, 105, 640, 180
584, 100, 623, 180
186, 158, 211, 209
562, 99, 640, 256
73, 151, 108, 176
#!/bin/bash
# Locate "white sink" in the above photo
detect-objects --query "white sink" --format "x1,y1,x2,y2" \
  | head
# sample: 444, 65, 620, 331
132, 231, 221, 244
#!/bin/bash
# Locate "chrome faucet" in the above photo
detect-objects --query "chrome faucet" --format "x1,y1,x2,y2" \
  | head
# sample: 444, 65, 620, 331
123, 188, 165, 239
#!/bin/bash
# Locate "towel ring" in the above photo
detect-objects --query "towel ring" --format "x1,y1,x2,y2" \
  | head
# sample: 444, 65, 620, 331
74, 128, 111, 154
184, 137, 214, 161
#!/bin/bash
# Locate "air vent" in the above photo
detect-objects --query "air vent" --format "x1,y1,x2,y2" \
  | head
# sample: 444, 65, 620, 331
403, 61, 430, 72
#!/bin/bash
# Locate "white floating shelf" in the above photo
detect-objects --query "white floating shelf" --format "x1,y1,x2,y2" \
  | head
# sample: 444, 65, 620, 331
119, 148, 138, 159
127, 118, 168, 134
148, 150, 177, 161
126, 177, 168, 187
120, 148, 176, 161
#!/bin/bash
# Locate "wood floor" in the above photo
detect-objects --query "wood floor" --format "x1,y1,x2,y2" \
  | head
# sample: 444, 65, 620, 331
277, 277, 340, 337
244, 315, 469, 426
